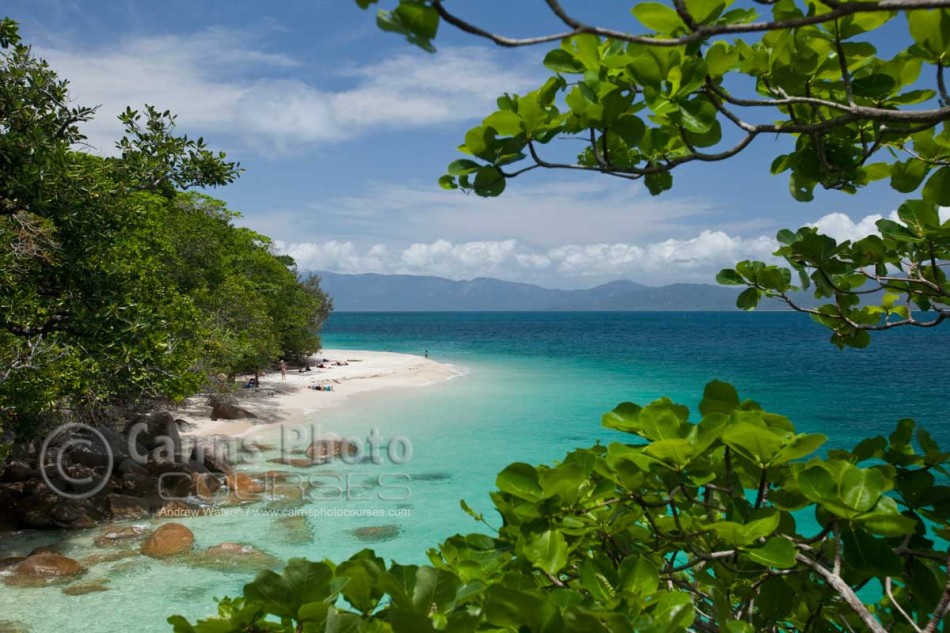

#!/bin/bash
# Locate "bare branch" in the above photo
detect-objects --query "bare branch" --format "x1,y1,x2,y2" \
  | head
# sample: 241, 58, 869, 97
432, 0, 950, 49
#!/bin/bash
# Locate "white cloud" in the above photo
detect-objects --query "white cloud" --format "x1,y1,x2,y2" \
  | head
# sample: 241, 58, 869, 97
276, 206, 948, 287
34, 32, 537, 153
808, 208, 950, 241
275, 230, 780, 287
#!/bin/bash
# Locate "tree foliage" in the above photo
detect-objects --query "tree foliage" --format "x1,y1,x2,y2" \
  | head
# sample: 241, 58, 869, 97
172, 381, 950, 632
0, 20, 330, 444
356, 0, 950, 347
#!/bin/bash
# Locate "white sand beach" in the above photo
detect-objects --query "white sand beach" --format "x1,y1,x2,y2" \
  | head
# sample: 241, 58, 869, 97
175, 349, 460, 438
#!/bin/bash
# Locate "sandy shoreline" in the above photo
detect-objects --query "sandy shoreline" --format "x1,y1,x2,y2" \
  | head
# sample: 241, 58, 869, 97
174, 349, 461, 439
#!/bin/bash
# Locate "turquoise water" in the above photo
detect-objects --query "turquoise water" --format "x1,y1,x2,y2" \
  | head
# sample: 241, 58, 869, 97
1, 311, 948, 632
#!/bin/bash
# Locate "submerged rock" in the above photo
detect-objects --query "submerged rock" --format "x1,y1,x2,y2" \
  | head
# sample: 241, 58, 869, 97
140, 523, 194, 558
0, 620, 30, 633
185, 542, 280, 573
266, 457, 315, 469
412, 472, 452, 482
350, 524, 400, 543
80, 549, 137, 566
62, 577, 110, 596
5, 553, 85, 587
94, 525, 150, 547
226, 472, 265, 497
17, 552, 82, 575
306, 436, 357, 463
0, 557, 25, 570
273, 515, 313, 545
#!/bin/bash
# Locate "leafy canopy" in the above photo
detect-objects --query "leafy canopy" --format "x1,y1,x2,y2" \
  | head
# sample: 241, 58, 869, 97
0, 19, 329, 444
356, 0, 950, 347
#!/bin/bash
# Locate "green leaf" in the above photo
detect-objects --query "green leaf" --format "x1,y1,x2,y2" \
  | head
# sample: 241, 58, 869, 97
619, 557, 659, 598
446, 159, 481, 176
699, 380, 740, 416
841, 527, 902, 577
721, 422, 783, 465
473, 166, 506, 197
716, 268, 744, 285
770, 433, 827, 465
496, 462, 542, 500
632, 3, 686, 32
922, 166, 950, 206
484, 111, 523, 136
740, 536, 797, 568
736, 287, 761, 310
839, 466, 886, 512
392, 3, 439, 40
907, 9, 950, 59
890, 159, 929, 193
524, 529, 568, 575
644, 170, 673, 195
411, 566, 459, 612
543, 49, 585, 74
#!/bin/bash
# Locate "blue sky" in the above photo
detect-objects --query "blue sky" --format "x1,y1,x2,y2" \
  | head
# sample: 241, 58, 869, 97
5, 0, 917, 287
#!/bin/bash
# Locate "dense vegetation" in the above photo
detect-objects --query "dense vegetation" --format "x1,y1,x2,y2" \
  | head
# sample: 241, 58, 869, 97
171, 1, 950, 632
0, 18, 330, 449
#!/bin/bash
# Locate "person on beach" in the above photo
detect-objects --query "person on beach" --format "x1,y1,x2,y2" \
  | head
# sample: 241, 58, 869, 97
280, 359, 287, 380
425, 350, 429, 359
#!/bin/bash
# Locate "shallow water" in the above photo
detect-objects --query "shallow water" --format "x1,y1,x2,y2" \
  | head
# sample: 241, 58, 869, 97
1, 312, 948, 632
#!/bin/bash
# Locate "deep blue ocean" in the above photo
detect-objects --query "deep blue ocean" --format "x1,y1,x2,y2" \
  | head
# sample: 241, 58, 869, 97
3, 311, 948, 632
322, 310, 950, 447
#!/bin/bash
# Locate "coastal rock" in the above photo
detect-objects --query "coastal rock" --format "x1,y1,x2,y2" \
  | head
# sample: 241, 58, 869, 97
185, 542, 280, 573
62, 578, 110, 596
140, 523, 194, 557
350, 524, 400, 543
18, 492, 100, 530
305, 436, 357, 463
193, 472, 221, 500
106, 494, 151, 520
226, 472, 265, 497
114, 472, 160, 498
208, 396, 257, 421
0, 485, 21, 531
190, 440, 233, 474
174, 418, 196, 432
0, 557, 25, 570
13, 553, 85, 580
1, 461, 35, 483
273, 515, 313, 545
115, 457, 150, 479
137, 412, 183, 463
62, 426, 134, 470
94, 525, 150, 547
155, 501, 202, 518
28, 544, 60, 556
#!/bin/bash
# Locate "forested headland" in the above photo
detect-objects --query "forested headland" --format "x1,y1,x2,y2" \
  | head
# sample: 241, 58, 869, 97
0, 17, 330, 454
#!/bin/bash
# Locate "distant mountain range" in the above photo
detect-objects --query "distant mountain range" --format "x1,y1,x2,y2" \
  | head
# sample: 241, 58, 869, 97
314, 271, 757, 311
